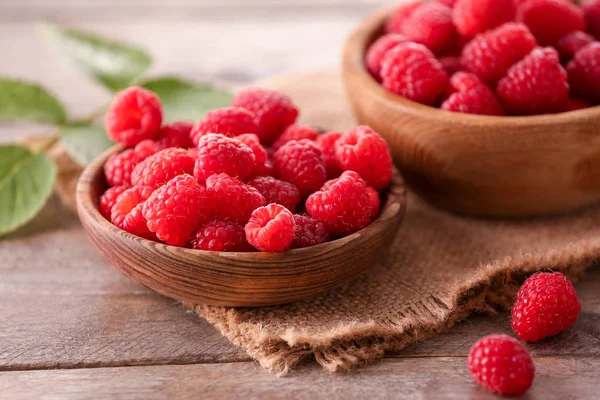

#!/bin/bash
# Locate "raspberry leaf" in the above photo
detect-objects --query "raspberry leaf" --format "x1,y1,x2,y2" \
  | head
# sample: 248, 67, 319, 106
141, 77, 233, 122
60, 124, 114, 166
42, 22, 152, 92
0, 145, 57, 236
0, 78, 67, 125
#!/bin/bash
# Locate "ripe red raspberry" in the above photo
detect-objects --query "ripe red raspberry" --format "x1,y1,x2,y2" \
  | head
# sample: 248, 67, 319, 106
273, 139, 327, 197
245, 204, 295, 252
556, 31, 595, 62
105, 87, 162, 147
131, 148, 195, 188
468, 334, 535, 395
236, 133, 269, 177
255, 159, 274, 177
366, 187, 381, 220
438, 56, 463, 76
249, 176, 301, 213
582, 0, 600, 39
566, 97, 592, 111
316, 131, 343, 179
290, 214, 330, 249
335, 126, 392, 190
110, 185, 155, 240
305, 171, 372, 236
142, 174, 209, 246
437, 0, 457, 6
99, 186, 127, 220
133, 139, 159, 159
461, 23, 537, 85
517, 0, 585, 46
441, 72, 504, 115
567, 42, 600, 104
272, 124, 320, 151
190, 107, 258, 146
194, 134, 255, 183
231, 88, 299, 145
453, 0, 516, 38
380, 42, 449, 105
512, 272, 581, 342
190, 220, 253, 252
104, 140, 158, 187
497, 47, 569, 115
385, 2, 422, 33
401, 2, 456, 55
206, 174, 265, 223
155, 121, 194, 150
365, 33, 409, 80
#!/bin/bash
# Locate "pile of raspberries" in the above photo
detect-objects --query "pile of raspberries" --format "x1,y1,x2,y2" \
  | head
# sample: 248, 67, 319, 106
366, 0, 600, 115
99, 86, 393, 252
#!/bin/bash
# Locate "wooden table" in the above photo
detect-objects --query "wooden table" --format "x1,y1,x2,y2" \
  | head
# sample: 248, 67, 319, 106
1, 1, 599, 398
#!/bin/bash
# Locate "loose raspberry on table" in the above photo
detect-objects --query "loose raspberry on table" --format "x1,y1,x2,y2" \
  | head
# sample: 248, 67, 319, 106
245, 204, 295, 252
104, 140, 158, 187
236, 133, 269, 177
206, 174, 266, 223
438, 56, 463, 76
316, 131, 343, 179
468, 334, 535, 395
305, 171, 372, 236
366, 187, 381, 220
194, 134, 256, 183
401, 2, 456, 55
105, 86, 163, 147
567, 42, 600, 104
516, 0, 586, 46
441, 72, 504, 116
566, 97, 592, 112
556, 31, 595, 62
380, 42, 449, 105
131, 148, 195, 188
335, 126, 393, 190
99, 186, 127, 220
385, 2, 422, 33
110, 185, 155, 240
273, 139, 327, 197
496, 47, 569, 115
155, 121, 194, 150
142, 174, 209, 246
231, 88, 299, 145
190, 107, 258, 146
291, 214, 330, 249
190, 220, 253, 252
461, 23, 537, 85
365, 33, 409, 79
582, 0, 600, 39
453, 0, 516, 38
249, 176, 301, 213
272, 124, 320, 151
512, 272, 581, 342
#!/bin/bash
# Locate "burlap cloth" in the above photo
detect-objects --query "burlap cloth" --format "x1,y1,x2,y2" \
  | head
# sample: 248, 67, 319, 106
47, 70, 600, 375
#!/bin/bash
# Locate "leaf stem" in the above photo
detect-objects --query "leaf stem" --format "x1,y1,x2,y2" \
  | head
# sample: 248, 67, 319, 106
71, 103, 109, 125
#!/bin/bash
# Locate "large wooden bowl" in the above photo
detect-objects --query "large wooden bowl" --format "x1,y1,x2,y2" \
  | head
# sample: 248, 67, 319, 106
342, 7, 600, 218
76, 147, 407, 307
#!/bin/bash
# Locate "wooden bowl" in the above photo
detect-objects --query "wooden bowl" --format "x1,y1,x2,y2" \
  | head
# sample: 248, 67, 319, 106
76, 146, 407, 307
342, 7, 600, 218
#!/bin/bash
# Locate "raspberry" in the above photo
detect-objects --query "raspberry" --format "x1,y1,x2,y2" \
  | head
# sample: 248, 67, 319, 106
496, 47, 569, 115
316, 131, 343, 179
461, 23, 537, 85
402, 2, 456, 55
453, 0, 516, 38
193, 134, 255, 183
566, 97, 592, 111
105, 87, 162, 147
155, 121, 194, 150
111, 185, 155, 240
99, 186, 127, 220
272, 124, 320, 151
556, 31, 595, 62
439, 56, 463, 76
290, 214, 330, 249
249, 176, 301, 213
583, 0, 600, 39
305, 171, 372, 236
190, 107, 258, 146
437, 0, 457, 6
512, 272, 581, 342
190, 220, 253, 252
255, 159, 274, 177
245, 204, 295, 252
385, 2, 422, 33
236, 133, 269, 177
104, 140, 158, 187
273, 139, 327, 197
133, 139, 159, 159
131, 148, 195, 188
441, 72, 504, 115
365, 33, 409, 79
366, 187, 381, 220
206, 174, 265, 223
142, 174, 209, 246
231, 88, 298, 145
380, 42, 449, 105
517, 0, 585, 46
468, 334, 535, 395
335, 126, 393, 190
567, 42, 600, 104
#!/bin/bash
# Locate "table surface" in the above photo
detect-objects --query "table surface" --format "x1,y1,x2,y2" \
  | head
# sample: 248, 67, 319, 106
1, 1, 599, 399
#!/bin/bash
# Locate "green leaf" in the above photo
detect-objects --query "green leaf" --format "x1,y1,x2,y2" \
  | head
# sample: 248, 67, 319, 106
60, 124, 114, 166
141, 77, 233, 122
0, 145, 57, 236
43, 22, 152, 92
0, 78, 67, 125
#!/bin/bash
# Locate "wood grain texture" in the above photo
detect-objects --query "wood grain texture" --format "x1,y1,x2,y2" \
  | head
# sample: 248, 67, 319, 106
342, 7, 600, 218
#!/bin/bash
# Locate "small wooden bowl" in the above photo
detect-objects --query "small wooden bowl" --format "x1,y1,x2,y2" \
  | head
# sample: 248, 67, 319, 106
76, 146, 407, 307
343, 7, 600, 218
